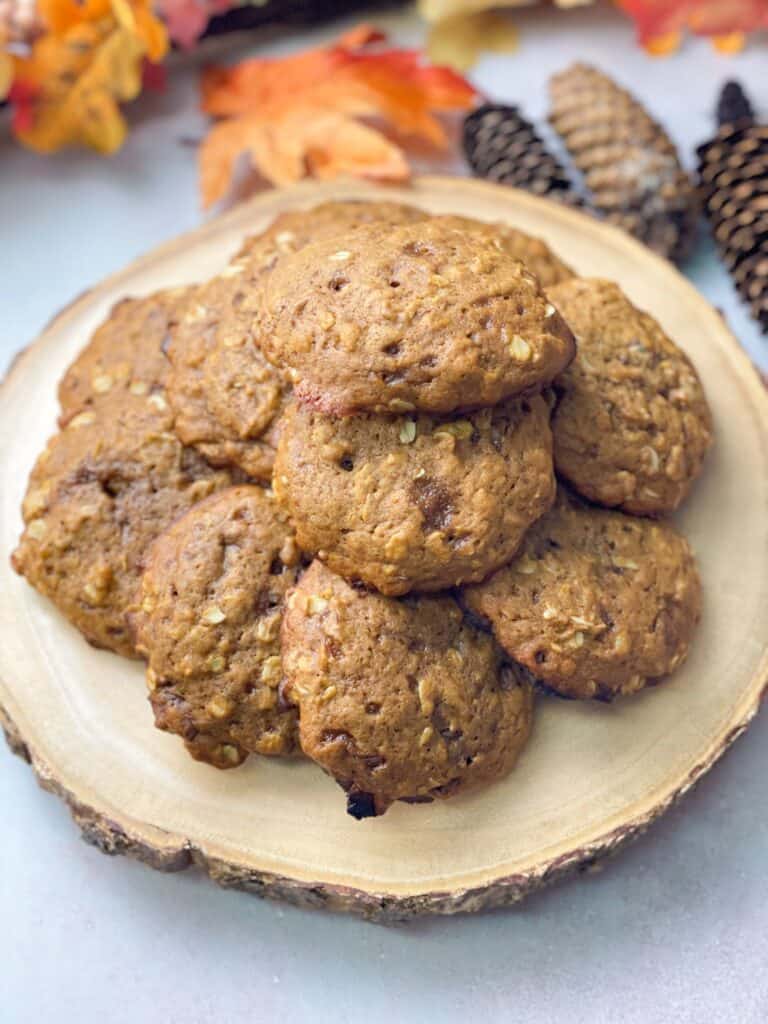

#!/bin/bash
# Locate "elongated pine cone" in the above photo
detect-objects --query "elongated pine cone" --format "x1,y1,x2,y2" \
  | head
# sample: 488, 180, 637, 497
549, 63, 699, 264
463, 104, 580, 205
697, 81, 767, 335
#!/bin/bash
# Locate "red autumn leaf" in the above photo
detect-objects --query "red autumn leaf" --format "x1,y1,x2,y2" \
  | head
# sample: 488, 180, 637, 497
8, 80, 41, 134
616, 0, 768, 45
142, 58, 167, 92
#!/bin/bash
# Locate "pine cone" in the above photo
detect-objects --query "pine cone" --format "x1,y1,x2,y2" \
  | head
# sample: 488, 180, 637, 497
462, 104, 580, 204
697, 81, 768, 334
548, 63, 699, 264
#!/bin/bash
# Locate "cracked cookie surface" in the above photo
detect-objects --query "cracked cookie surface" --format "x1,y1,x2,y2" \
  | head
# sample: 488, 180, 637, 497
281, 561, 534, 817
461, 489, 702, 700
131, 486, 301, 768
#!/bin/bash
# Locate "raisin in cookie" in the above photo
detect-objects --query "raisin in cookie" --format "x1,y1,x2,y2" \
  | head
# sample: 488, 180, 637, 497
58, 288, 191, 425
281, 561, 534, 817
461, 489, 702, 701
12, 391, 236, 657
435, 215, 574, 288
130, 486, 301, 768
167, 202, 427, 478
549, 278, 713, 515
259, 219, 575, 414
274, 395, 555, 596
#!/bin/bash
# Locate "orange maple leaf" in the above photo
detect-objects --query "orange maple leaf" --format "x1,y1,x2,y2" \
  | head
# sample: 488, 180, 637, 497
12, 0, 168, 154
199, 24, 478, 208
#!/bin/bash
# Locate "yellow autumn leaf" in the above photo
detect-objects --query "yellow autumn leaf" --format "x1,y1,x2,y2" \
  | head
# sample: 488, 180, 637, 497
13, 0, 168, 154
427, 11, 519, 72
15, 21, 144, 153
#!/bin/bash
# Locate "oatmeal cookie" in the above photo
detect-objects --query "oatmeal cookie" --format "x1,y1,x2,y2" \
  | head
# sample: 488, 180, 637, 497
462, 489, 702, 701
235, 199, 427, 261
167, 201, 428, 478
274, 395, 555, 596
435, 214, 575, 288
12, 391, 237, 657
58, 288, 191, 425
130, 486, 301, 768
549, 278, 713, 515
281, 561, 534, 817
259, 219, 576, 414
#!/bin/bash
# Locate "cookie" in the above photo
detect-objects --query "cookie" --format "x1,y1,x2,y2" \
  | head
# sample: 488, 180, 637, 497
549, 278, 713, 515
130, 486, 301, 768
461, 489, 701, 701
166, 202, 427, 479
274, 395, 555, 596
12, 391, 237, 657
435, 214, 575, 288
281, 561, 534, 817
58, 288, 191, 425
166, 272, 288, 481
259, 218, 576, 414
235, 199, 428, 261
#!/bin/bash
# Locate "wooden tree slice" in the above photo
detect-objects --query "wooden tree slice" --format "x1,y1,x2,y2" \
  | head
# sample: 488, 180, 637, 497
1, 178, 767, 920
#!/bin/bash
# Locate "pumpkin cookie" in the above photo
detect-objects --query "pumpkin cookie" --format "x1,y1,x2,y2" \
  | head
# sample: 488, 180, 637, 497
274, 395, 555, 596
549, 278, 713, 515
12, 391, 237, 657
259, 218, 576, 414
461, 489, 702, 701
281, 561, 534, 818
167, 201, 427, 479
130, 486, 301, 768
58, 288, 191, 425
435, 214, 575, 288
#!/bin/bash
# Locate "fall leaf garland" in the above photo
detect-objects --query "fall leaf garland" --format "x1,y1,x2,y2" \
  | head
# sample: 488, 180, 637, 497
198, 25, 478, 207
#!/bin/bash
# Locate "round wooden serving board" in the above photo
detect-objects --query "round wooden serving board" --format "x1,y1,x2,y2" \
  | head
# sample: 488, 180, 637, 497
2, 178, 767, 921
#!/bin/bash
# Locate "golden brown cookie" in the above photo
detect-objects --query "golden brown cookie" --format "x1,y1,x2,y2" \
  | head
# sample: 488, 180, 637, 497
259, 219, 576, 414
57, 288, 191, 425
274, 395, 555, 596
549, 278, 713, 515
166, 201, 428, 479
166, 271, 287, 482
235, 199, 427, 261
461, 489, 701, 701
281, 561, 534, 818
130, 486, 301, 768
435, 215, 575, 288
12, 392, 237, 658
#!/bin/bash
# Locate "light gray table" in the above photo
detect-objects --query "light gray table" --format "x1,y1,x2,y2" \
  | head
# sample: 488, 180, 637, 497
1, 8, 766, 1023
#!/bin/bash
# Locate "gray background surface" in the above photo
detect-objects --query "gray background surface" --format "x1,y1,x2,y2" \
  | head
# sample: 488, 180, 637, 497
1, 7, 766, 1022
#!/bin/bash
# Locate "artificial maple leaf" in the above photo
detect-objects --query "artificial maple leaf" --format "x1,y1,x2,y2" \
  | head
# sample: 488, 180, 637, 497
199, 24, 477, 207
615, 0, 768, 51
11, 0, 168, 154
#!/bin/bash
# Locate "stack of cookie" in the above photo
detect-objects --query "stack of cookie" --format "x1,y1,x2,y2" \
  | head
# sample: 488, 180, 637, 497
12, 200, 713, 819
